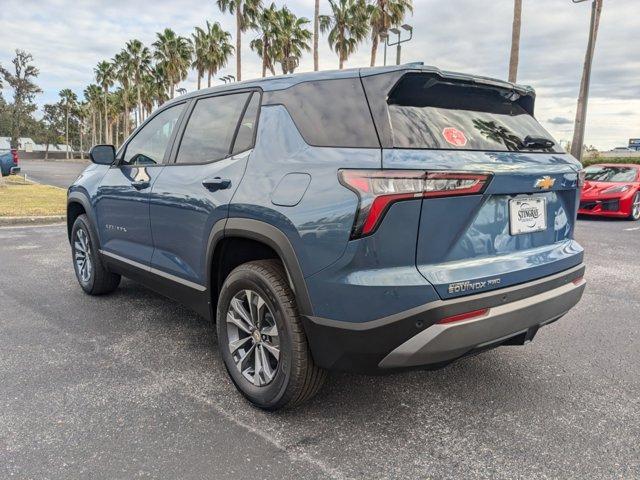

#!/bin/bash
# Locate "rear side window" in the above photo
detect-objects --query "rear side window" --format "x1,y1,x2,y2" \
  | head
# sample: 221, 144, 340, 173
232, 92, 260, 155
388, 73, 561, 153
175, 92, 251, 164
263, 78, 379, 148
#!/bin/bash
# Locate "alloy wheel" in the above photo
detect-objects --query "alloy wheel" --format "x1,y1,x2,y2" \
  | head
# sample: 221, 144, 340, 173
74, 228, 93, 283
226, 289, 280, 386
633, 192, 640, 219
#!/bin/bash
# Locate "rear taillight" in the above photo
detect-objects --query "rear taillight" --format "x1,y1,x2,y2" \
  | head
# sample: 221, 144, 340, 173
339, 170, 492, 238
11, 149, 18, 164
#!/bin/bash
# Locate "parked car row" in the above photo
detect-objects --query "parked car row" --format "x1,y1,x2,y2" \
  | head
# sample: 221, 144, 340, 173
0, 149, 20, 177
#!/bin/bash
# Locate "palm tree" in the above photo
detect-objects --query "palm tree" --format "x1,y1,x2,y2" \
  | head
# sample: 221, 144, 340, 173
94, 60, 114, 144
369, 0, 413, 67
125, 39, 151, 125
84, 84, 102, 145
250, 3, 280, 77
203, 21, 234, 87
320, 0, 370, 69
571, 0, 604, 160
216, 0, 262, 82
191, 27, 208, 89
76, 101, 90, 159
114, 50, 133, 135
508, 0, 522, 83
273, 7, 312, 74
314, 0, 320, 71
152, 28, 193, 98
59, 88, 77, 159
109, 89, 125, 147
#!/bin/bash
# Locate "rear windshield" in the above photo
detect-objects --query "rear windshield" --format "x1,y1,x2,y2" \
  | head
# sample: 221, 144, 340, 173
584, 166, 637, 182
387, 73, 562, 153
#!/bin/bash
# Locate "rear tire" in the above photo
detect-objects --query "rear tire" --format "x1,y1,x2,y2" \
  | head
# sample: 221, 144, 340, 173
628, 192, 640, 221
71, 214, 121, 295
216, 259, 326, 410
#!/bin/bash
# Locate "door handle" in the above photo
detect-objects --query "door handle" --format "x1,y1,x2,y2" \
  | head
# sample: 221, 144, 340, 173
131, 180, 150, 190
202, 177, 232, 192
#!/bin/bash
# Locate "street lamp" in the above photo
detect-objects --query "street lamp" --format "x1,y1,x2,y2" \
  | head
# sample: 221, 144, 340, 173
379, 31, 389, 66
570, 0, 602, 160
386, 24, 413, 66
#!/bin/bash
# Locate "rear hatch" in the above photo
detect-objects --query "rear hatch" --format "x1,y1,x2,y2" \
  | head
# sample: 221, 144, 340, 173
363, 69, 583, 299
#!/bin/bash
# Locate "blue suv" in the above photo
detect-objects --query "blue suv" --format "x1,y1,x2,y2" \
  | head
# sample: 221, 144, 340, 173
68, 65, 586, 409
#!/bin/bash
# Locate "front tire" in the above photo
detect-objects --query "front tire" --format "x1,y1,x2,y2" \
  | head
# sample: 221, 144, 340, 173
216, 260, 326, 410
71, 214, 121, 295
629, 192, 640, 221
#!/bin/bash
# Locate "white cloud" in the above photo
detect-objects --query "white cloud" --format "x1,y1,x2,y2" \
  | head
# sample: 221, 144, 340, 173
1, 0, 638, 149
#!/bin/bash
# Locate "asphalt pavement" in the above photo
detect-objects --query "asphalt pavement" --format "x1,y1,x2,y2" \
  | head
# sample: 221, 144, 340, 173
17, 159, 88, 188
1, 217, 639, 479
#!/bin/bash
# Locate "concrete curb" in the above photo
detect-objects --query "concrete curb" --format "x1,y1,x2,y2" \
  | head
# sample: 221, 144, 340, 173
0, 215, 66, 226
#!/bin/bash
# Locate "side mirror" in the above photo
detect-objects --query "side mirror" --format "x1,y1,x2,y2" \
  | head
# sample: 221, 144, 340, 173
89, 145, 116, 165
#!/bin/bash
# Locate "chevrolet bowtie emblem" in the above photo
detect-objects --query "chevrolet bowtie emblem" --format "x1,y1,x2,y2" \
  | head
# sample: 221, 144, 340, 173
535, 176, 555, 190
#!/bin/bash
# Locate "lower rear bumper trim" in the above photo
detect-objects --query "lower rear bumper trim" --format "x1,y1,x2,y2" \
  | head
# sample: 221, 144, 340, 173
378, 278, 586, 368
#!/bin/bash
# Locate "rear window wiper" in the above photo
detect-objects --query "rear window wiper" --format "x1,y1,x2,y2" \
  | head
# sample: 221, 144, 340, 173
523, 135, 555, 149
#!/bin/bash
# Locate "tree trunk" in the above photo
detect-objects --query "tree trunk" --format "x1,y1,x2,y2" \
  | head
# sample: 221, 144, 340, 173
45, 144, 50, 160
236, 9, 242, 82
170, 83, 175, 99
92, 111, 96, 147
124, 96, 129, 136
262, 45, 268, 78
98, 113, 102, 144
314, 0, 320, 71
571, 0, 603, 161
103, 90, 108, 145
208, 69, 212, 88
339, 52, 344, 70
79, 122, 84, 160
508, 0, 522, 83
137, 84, 143, 126
370, 34, 379, 67
65, 107, 70, 160
197, 74, 201, 90
116, 116, 120, 148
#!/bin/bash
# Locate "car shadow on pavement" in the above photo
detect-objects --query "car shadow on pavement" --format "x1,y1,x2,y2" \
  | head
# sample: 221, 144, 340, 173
105, 278, 549, 423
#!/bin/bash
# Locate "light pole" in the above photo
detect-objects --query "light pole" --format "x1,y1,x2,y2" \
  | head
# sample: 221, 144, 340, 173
386, 24, 413, 66
570, 0, 603, 161
379, 31, 389, 66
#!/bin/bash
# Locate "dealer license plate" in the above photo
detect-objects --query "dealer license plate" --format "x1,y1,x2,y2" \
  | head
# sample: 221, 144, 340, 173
509, 197, 547, 235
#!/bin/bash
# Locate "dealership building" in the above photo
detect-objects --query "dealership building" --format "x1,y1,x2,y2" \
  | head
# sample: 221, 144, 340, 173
629, 138, 640, 151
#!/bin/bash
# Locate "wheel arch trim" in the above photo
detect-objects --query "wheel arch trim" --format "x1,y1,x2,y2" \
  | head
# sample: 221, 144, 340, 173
67, 192, 99, 246
207, 218, 314, 317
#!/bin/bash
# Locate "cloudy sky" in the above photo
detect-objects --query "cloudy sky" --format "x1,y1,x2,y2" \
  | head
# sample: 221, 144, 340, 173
1, 0, 638, 150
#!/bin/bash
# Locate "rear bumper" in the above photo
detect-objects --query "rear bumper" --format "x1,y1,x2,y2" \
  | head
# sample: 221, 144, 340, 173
302, 264, 586, 373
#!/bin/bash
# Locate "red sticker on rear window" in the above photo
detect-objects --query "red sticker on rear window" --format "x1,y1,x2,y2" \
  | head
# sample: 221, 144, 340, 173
442, 127, 467, 147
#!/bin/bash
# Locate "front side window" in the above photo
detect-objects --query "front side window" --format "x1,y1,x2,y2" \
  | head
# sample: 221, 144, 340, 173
122, 103, 185, 166
584, 166, 638, 182
388, 73, 562, 153
175, 92, 251, 164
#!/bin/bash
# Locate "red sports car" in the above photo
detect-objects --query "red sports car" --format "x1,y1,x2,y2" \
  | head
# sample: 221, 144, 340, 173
579, 163, 640, 220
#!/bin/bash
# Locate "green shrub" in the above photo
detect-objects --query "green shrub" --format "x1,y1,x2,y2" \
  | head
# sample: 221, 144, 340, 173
581, 156, 640, 167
